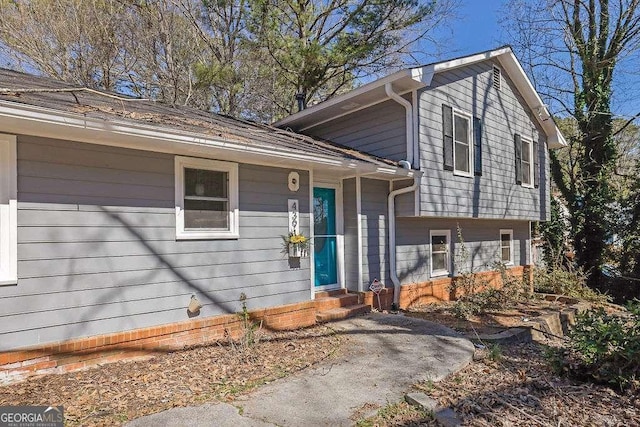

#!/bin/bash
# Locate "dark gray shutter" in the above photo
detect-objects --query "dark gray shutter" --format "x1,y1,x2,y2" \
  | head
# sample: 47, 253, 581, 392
533, 140, 540, 188
514, 133, 522, 185
473, 117, 482, 176
442, 104, 454, 171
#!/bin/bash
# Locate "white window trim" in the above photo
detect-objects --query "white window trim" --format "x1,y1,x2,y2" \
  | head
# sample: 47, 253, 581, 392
499, 229, 514, 265
521, 136, 534, 188
175, 156, 239, 240
430, 229, 451, 277
0, 134, 17, 285
452, 109, 474, 178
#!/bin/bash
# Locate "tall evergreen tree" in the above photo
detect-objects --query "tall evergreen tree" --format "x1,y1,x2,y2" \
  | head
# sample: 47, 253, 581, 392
505, 0, 640, 288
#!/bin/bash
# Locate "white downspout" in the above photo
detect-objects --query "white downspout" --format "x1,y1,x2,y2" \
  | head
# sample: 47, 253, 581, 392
388, 177, 419, 309
385, 82, 420, 310
385, 83, 413, 167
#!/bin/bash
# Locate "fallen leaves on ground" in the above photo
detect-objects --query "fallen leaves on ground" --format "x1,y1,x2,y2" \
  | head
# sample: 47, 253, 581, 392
406, 299, 571, 336
429, 343, 640, 426
0, 325, 343, 426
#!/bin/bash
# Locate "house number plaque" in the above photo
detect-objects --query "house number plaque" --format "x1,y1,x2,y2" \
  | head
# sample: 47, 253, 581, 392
288, 199, 299, 234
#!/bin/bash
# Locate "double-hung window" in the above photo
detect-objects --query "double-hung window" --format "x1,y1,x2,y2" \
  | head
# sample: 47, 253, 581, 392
499, 229, 514, 265
175, 156, 239, 239
430, 230, 451, 277
442, 105, 480, 176
521, 138, 533, 187
453, 111, 473, 176
514, 134, 538, 188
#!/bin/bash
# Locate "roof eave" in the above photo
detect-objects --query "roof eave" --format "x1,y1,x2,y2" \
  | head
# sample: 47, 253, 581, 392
276, 46, 567, 148
273, 69, 425, 129
495, 51, 567, 148
0, 100, 413, 178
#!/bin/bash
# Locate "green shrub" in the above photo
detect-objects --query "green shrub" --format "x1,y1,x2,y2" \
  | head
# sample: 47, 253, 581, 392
534, 264, 610, 303
493, 260, 532, 301
451, 300, 481, 320
564, 300, 640, 391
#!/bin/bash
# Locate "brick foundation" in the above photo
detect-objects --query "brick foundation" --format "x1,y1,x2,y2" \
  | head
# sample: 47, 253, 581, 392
358, 265, 530, 311
0, 300, 317, 385
1, 265, 532, 384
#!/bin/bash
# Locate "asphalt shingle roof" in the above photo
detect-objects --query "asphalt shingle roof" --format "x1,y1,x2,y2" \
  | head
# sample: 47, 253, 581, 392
0, 68, 397, 167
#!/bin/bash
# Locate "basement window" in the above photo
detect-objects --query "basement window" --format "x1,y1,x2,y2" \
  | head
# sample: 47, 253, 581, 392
175, 156, 239, 240
430, 230, 451, 277
500, 229, 514, 265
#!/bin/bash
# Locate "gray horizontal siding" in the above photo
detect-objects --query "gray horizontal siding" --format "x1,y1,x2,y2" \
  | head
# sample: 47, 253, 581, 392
2, 135, 311, 350
305, 98, 407, 162
393, 178, 416, 217
396, 218, 530, 284
342, 178, 359, 291
418, 59, 550, 220
360, 178, 390, 289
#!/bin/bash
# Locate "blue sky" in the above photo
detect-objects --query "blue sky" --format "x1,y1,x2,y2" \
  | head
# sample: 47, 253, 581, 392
443, 0, 504, 56
422, 0, 640, 119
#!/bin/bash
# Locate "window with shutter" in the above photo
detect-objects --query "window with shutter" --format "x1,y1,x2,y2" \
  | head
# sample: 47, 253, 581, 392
514, 133, 535, 188
453, 113, 472, 175
533, 140, 540, 188
514, 133, 522, 185
473, 117, 482, 176
521, 138, 532, 186
442, 104, 454, 171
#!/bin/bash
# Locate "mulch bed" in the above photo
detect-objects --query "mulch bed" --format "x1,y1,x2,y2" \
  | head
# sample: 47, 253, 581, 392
0, 325, 344, 426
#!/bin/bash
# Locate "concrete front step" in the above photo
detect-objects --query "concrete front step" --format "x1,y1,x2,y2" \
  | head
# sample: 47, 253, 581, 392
314, 293, 359, 311
316, 304, 371, 323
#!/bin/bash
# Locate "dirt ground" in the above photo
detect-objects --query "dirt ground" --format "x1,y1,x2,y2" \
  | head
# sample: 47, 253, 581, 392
404, 298, 573, 336
0, 325, 343, 426
361, 299, 640, 427
361, 342, 639, 427
1, 301, 638, 427
431, 343, 640, 426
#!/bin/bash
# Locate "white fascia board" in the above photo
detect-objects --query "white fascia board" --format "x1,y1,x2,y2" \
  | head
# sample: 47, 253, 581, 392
419, 47, 566, 148
409, 49, 511, 86
431, 47, 512, 75
276, 49, 512, 129
0, 100, 413, 178
496, 52, 567, 148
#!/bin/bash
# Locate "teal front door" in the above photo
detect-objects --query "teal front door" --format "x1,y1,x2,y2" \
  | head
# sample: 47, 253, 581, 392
313, 187, 338, 287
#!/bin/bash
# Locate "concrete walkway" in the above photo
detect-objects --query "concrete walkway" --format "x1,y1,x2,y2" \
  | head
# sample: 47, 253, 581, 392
127, 313, 474, 427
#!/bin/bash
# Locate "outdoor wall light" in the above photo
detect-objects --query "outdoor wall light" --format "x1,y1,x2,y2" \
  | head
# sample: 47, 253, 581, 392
288, 171, 300, 192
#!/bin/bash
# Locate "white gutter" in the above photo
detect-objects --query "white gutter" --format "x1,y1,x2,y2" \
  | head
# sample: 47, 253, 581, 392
384, 83, 414, 167
0, 100, 416, 179
274, 69, 413, 128
388, 176, 419, 309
